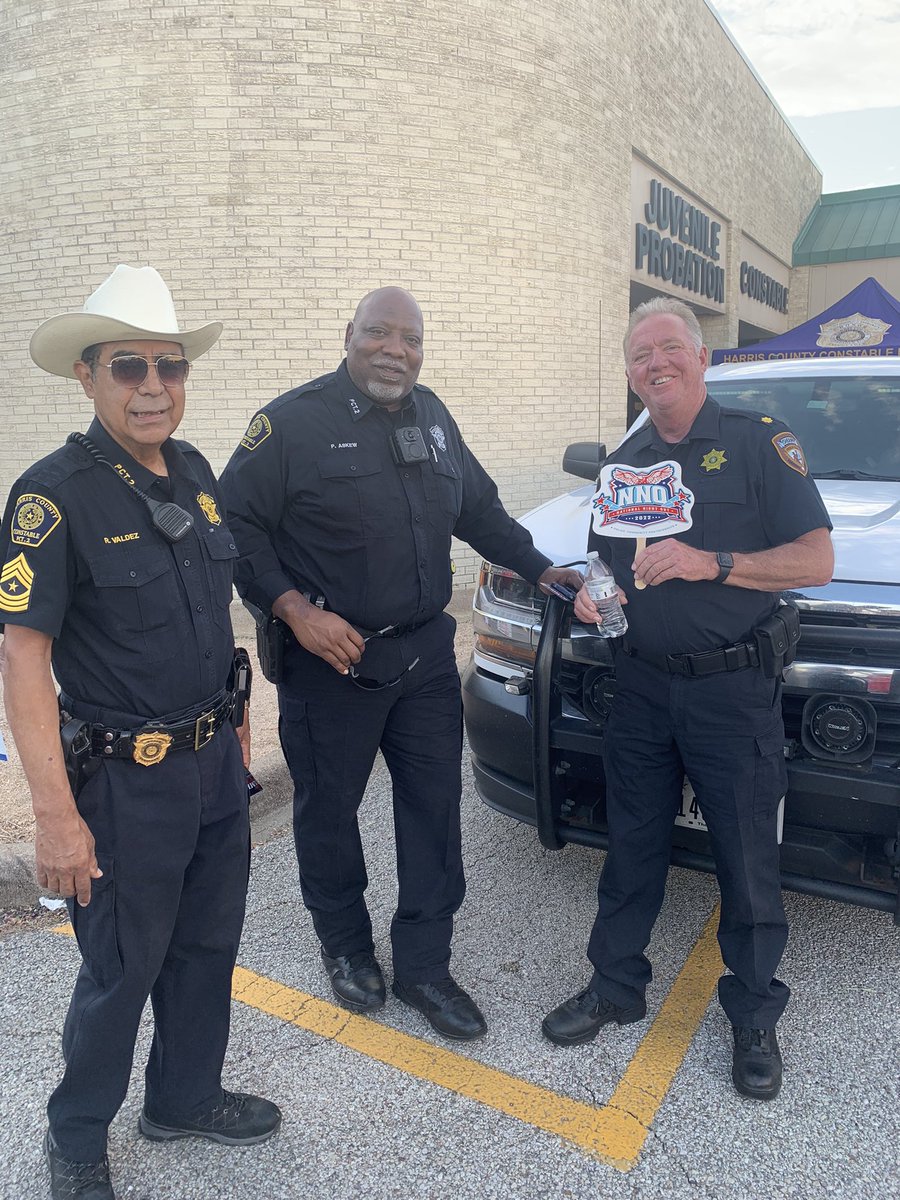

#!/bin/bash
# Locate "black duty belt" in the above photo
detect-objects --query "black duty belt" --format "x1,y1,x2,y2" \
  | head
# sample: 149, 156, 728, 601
84, 694, 234, 766
622, 641, 759, 677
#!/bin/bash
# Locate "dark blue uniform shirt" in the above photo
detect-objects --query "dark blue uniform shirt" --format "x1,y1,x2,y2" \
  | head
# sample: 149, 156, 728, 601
0, 417, 238, 720
589, 397, 832, 657
219, 361, 550, 629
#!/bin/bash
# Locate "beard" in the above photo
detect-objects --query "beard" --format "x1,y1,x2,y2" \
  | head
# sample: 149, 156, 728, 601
366, 377, 407, 403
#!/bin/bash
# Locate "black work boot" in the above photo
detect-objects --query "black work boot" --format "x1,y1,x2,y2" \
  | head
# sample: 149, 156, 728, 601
731, 1026, 783, 1100
542, 986, 647, 1046
392, 976, 488, 1041
321, 949, 387, 1012
44, 1130, 115, 1200
139, 1091, 282, 1144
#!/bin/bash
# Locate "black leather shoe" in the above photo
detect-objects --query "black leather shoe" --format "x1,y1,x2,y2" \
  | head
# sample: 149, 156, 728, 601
139, 1091, 282, 1144
731, 1027, 783, 1100
321, 950, 387, 1012
542, 986, 647, 1046
44, 1130, 116, 1200
392, 976, 488, 1041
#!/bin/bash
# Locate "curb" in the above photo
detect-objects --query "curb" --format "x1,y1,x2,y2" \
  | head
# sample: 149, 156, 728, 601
0, 752, 296, 912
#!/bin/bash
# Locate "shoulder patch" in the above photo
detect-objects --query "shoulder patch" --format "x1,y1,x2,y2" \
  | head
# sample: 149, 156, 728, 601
0, 553, 34, 612
771, 431, 808, 476
10, 494, 61, 548
240, 414, 273, 451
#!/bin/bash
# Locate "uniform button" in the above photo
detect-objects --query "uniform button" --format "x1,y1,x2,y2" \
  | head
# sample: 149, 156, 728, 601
404, 472, 410, 479
196, 604, 205, 613
183, 559, 191, 567
350, 465, 357, 472
229, 543, 236, 550
129, 571, 136, 578
414, 515, 422, 523
204, 649, 213, 659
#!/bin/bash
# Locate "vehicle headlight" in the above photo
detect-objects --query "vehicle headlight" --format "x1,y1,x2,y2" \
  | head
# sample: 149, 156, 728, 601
472, 562, 543, 669
800, 694, 877, 764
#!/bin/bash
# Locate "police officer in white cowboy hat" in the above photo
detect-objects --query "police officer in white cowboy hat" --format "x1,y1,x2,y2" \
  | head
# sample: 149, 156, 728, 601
1, 265, 281, 1200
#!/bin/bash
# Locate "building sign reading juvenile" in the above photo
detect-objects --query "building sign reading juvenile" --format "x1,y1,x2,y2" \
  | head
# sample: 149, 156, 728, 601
632, 161, 726, 308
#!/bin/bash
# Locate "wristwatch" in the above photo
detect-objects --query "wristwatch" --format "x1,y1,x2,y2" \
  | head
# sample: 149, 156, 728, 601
714, 551, 734, 584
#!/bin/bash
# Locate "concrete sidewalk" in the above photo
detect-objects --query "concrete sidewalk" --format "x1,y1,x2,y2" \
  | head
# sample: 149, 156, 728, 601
0, 590, 476, 909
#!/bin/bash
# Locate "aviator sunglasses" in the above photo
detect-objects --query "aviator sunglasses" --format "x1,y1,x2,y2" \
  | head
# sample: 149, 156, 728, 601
98, 353, 191, 388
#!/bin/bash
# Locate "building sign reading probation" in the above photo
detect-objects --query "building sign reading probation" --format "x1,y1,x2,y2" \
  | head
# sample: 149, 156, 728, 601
635, 179, 725, 304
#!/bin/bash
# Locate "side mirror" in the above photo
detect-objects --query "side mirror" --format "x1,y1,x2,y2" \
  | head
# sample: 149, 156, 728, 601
562, 442, 606, 481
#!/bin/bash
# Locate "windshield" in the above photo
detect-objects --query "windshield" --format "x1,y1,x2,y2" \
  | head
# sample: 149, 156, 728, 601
705, 375, 900, 480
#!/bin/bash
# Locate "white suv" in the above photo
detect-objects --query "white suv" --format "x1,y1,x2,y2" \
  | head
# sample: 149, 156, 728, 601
462, 357, 900, 923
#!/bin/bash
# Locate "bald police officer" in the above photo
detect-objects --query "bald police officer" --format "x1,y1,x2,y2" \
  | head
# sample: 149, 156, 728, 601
220, 287, 581, 1042
1, 267, 280, 1200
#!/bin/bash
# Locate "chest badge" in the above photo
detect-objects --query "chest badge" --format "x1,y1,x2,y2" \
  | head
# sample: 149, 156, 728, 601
196, 492, 222, 526
10, 494, 61, 548
132, 731, 173, 766
430, 424, 447, 453
240, 414, 272, 451
0, 553, 34, 613
700, 448, 728, 473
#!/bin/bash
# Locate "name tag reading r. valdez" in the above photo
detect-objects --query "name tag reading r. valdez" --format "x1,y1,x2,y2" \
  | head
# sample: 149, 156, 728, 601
591, 461, 694, 590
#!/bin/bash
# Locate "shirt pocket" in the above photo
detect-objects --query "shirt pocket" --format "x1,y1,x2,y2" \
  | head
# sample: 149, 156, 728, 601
315, 453, 386, 540
87, 545, 188, 661
692, 475, 751, 550
424, 454, 462, 533
199, 526, 239, 632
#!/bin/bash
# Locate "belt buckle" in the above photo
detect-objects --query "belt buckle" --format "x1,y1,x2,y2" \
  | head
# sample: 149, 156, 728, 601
194, 709, 217, 750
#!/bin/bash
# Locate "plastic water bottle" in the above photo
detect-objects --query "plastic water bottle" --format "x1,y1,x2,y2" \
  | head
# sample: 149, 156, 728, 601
584, 551, 628, 638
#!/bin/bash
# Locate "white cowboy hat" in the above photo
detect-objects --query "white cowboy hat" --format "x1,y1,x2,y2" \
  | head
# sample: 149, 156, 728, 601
29, 265, 223, 378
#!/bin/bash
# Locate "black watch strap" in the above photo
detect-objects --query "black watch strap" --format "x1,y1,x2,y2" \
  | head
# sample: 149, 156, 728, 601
714, 551, 734, 584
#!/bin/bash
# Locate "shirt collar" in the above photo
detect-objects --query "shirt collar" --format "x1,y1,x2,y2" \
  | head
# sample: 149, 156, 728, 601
645, 394, 720, 452
85, 417, 186, 490
335, 359, 417, 423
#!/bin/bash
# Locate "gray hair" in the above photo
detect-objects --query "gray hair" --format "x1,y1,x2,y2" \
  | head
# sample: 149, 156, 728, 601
623, 297, 703, 358
79, 343, 103, 374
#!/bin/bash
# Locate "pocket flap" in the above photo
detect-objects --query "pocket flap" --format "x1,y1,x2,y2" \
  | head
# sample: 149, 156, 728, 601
88, 547, 170, 588
317, 454, 382, 480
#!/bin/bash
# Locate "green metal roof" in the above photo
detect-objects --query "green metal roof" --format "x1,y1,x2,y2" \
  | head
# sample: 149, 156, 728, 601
793, 184, 900, 266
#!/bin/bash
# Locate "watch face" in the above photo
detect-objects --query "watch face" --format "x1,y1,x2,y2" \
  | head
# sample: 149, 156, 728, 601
717, 552, 734, 569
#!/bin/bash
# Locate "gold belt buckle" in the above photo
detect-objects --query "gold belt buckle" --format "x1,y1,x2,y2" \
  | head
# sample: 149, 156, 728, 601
194, 709, 217, 750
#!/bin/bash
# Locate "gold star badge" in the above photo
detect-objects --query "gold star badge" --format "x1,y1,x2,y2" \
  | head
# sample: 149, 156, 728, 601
761, 416, 774, 424
700, 448, 728, 473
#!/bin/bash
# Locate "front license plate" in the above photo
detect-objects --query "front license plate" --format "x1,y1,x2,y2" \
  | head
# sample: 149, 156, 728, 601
674, 780, 785, 843
675, 781, 707, 831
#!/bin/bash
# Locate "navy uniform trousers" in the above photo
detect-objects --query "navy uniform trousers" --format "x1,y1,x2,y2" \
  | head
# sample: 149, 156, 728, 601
277, 612, 465, 983
50, 724, 249, 1161
588, 653, 790, 1028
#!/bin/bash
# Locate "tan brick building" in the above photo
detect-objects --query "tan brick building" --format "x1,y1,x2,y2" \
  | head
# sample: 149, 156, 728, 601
1, 0, 820, 583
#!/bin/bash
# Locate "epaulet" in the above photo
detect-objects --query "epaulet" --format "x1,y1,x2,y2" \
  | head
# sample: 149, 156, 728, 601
719, 406, 790, 434
265, 370, 336, 414
612, 421, 652, 457
20, 441, 94, 489
413, 381, 437, 396
172, 437, 202, 457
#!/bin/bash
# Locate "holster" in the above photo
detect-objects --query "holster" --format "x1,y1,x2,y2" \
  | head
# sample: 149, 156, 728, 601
230, 647, 253, 726
243, 601, 290, 684
59, 714, 96, 798
753, 602, 801, 678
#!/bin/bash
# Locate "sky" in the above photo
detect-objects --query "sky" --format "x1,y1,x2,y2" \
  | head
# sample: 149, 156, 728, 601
713, 1, 900, 193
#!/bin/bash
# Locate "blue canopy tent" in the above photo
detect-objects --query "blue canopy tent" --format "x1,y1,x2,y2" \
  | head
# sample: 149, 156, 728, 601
711, 276, 900, 365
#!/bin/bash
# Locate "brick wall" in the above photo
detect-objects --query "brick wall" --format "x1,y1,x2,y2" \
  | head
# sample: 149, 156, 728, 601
1, 0, 819, 586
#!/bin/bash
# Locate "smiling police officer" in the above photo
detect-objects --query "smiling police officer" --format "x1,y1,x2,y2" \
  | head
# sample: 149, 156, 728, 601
220, 287, 581, 1042
0, 267, 280, 1200
542, 296, 834, 1101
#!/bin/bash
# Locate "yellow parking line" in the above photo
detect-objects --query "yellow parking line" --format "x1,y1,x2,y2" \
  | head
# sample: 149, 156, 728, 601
53, 905, 722, 1171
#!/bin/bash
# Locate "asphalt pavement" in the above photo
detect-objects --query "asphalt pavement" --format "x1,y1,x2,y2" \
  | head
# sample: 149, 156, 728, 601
1, 597, 899, 1198
2, 738, 900, 1197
